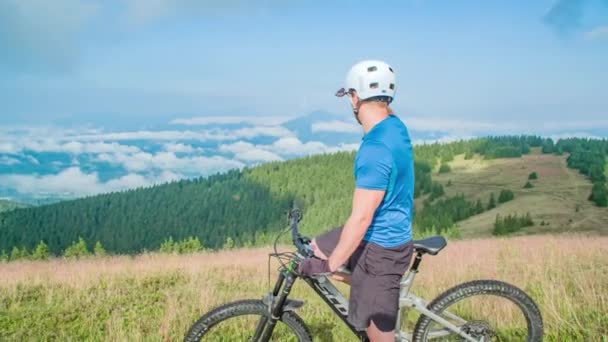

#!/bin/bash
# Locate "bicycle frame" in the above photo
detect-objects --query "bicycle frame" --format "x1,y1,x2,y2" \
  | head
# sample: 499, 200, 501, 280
255, 210, 478, 341
259, 252, 478, 342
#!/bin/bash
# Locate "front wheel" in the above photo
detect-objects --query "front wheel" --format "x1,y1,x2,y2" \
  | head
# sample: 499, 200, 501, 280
412, 280, 543, 341
184, 299, 312, 342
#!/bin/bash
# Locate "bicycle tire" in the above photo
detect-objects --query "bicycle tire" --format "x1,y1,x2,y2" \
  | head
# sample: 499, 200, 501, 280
184, 299, 313, 342
412, 280, 543, 341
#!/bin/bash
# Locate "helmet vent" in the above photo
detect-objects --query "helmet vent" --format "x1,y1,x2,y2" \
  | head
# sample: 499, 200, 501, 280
389, 67, 394, 73
389, 83, 395, 90
367, 66, 377, 72
369, 82, 379, 89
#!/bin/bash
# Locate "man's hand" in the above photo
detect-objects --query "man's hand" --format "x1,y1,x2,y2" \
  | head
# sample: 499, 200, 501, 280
299, 257, 331, 276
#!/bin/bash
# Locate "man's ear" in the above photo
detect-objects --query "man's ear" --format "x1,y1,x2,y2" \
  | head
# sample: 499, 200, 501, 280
350, 93, 360, 108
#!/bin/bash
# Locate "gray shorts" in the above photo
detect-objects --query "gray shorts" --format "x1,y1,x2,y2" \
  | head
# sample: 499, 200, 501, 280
315, 227, 413, 332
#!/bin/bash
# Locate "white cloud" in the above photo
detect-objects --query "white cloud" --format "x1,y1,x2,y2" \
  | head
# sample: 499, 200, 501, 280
170, 116, 291, 126
59, 141, 141, 154
70, 126, 293, 141
97, 151, 244, 174
162, 142, 201, 153
0, 137, 141, 155
413, 134, 477, 146
312, 120, 360, 133
549, 132, 602, 141
0, 142, 18, 154
403, 116, 505, 133
219, 141, 283, 162
70, 130, 231, 141
0, 167, 182, 197
266, 137, 328, 155
326, 143, 360, 153
232, 126, 295, 139
401, 116, 608, 135
585, 26, 608, 41
0, 156, 21, 165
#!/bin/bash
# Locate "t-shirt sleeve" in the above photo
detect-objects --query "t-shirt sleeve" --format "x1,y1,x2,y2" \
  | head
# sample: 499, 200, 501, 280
355, 142, 393, 191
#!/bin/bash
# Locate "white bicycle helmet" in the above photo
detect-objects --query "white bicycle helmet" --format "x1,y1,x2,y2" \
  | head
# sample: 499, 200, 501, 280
335, 60, 396, 103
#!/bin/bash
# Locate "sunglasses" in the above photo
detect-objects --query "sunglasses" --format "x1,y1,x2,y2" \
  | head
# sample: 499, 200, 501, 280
335, 88, 354, 98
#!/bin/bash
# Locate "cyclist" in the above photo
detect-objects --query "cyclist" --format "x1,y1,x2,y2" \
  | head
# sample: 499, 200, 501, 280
299, 60, 414, 342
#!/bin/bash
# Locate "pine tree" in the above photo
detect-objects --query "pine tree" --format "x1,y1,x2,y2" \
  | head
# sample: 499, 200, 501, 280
223, 237, 235, 250
10, 246, 28, 261
0, 250, 8, 262
94, 241, 106, 256
64, 237, 90, 259
523, 181, 534, 189
487, 193, 496, 210
439, 164, 451, 174
589, 182, 608, 207
475, 199, 484, 214
178, 237, 202, 254
498, 189, 515, 203
31, 241, 50, 260
159, 237, 176, 253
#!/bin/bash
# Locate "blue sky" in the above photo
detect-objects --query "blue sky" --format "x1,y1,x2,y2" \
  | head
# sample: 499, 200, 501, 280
1, 0, 606, 125
0, 0, 607, 201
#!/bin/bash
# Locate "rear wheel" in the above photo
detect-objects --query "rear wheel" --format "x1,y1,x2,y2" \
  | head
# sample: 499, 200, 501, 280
412, 280, 543, 341
184, 299, 312, 342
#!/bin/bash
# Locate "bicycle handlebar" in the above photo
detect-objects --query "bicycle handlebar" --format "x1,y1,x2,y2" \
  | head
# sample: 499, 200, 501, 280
288, 208, 313, 258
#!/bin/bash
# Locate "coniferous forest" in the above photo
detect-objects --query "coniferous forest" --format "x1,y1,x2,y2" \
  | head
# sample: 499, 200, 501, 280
0, 136, 606, 255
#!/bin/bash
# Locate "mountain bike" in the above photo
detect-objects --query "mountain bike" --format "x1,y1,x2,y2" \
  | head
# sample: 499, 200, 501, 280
184, 208, 543, 341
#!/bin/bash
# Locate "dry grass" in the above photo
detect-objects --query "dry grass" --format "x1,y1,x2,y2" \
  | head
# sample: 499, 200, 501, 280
434, 150, 608, 237
1, 234, 607, 341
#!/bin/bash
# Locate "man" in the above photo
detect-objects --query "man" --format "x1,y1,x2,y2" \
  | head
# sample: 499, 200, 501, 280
299, 60, 414, 342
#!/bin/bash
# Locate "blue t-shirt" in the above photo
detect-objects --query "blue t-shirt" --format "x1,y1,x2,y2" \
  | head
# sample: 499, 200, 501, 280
354, 114, 414, 248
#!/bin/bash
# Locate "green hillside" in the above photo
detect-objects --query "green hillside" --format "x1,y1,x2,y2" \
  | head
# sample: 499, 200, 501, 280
0, 200, 29, 213
0, 136, 606, 256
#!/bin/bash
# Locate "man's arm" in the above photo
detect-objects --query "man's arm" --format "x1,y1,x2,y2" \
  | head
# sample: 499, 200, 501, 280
327, 188, 385, 271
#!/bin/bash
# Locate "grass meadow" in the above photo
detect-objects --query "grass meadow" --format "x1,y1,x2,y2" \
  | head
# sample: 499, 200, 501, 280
1, 234, 607, 341
435, 151, 608, 237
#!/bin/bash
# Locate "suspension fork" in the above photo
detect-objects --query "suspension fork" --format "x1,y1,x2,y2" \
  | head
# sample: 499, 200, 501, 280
254, 270, 298, 341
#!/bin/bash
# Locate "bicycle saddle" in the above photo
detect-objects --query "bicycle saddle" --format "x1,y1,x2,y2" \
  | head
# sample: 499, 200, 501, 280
413, 236, 447, 255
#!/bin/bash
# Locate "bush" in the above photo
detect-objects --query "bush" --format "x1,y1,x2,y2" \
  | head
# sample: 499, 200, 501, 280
159, 236, 203, 254
428, 183, 445, 201
438, 164, 451, 174
64, 237, 90, 259
94, 241, 106, 256
493, 213, 534, 235
487, 193, 496, 210
523, 181, 534, 189
178, 237, 203, 254
589, 182, 608, 207
10, 246, 28, 261
528, 172, 538, 180
498, 189, 515, 203
160, 237, 175, 253
31, 241, 50, 260
223, 237, 235, 250
474, 199, 484, 214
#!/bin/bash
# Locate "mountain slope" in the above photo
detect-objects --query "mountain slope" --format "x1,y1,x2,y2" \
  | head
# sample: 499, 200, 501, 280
0, 200, 29, 213
0, 136, 605, 255
436, 150, 608, 237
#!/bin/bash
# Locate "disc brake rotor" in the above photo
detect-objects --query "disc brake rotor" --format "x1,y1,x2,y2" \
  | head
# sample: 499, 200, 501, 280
461, 320, 499, 342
